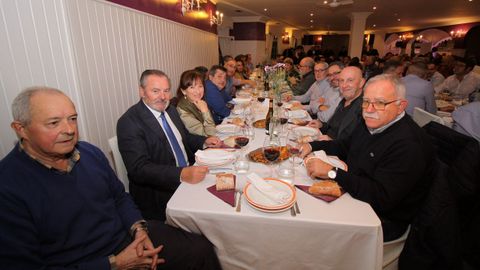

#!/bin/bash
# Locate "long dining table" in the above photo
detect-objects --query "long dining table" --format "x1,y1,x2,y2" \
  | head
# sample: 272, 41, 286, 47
166, 99, 383, 270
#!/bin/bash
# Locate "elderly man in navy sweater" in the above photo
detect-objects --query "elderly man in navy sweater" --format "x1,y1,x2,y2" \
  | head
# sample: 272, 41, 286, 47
0, 87, 221, 270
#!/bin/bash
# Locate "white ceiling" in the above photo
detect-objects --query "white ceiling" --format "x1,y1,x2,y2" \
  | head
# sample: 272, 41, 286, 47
216, 0, 480, 33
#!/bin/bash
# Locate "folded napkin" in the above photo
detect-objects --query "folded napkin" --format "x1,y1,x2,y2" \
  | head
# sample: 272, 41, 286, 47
207, 184, 236, 206
313, 150, 330, 164
195, 150, 236, 162
295, 185, 344, 203
246, 173, 291, 204
288, 110, 307, 118
232, 97, 251, 104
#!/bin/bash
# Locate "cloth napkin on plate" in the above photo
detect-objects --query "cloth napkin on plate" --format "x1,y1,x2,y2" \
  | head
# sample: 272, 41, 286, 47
195, 150, 235, 162
246, 173, 291, 204
288, 110, 307, 118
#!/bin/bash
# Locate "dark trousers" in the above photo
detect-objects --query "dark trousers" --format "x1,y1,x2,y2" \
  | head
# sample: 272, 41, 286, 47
116, 220, 222, 270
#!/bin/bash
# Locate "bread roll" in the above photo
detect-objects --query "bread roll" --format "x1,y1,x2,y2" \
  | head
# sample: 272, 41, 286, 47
308, 180, 342, 197
216, 173, 236, 191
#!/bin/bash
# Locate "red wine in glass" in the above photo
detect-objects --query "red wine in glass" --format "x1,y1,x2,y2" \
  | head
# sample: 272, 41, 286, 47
235, 136, 250, 148
289, 147, 300, 156
277, 101, 283, 107
257, 97, 265, 102
280, 118, 288, 125
264, 147, 280, 162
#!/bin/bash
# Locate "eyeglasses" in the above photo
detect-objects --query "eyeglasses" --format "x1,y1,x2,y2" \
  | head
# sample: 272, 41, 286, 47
327, 71, 341, 77
314, 68, 327, 73
362, 99, 399, 110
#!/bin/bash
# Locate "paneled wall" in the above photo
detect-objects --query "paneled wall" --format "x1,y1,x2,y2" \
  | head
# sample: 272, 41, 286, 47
0, 0, 218, 159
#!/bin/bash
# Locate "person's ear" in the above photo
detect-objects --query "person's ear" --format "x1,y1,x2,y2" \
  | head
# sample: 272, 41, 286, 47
11, 121, 27, 140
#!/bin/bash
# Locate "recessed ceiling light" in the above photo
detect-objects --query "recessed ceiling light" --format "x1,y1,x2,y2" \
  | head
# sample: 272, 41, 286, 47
264, 8, 268, 11
373, 6, 377, 10
310, 13, 314, 16
310, 20, 314, 23
373, 24, 376, 27
324, 1, 328, 4
397, 18, 401, 21
469, 0, 472, 2
311, 25, 314, 28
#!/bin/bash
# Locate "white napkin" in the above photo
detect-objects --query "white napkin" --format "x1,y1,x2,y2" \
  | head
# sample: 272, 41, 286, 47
247, 173, 291, 204
216, 124, 238, 134
288, 110, 307, 118
232, 97, 251, 104
313, 150, 330, 164
195, 150, 235, 162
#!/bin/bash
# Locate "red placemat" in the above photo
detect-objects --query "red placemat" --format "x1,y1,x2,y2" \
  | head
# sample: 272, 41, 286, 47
207, 184, 236, 206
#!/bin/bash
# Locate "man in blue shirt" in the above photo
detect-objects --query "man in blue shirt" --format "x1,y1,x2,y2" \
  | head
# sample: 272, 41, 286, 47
0, 87, 220, 270
205, 65, 232, 124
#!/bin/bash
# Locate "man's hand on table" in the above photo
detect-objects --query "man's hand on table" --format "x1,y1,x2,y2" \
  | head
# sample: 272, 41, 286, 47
205, 136, 222, 148
306, 158, 333, 179
307, 120, 322, 129
115, 233, 164, 270
181, 166, 209, 184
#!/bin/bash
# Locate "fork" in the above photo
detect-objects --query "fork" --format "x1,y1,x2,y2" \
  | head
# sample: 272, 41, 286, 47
235, 191, 243, 212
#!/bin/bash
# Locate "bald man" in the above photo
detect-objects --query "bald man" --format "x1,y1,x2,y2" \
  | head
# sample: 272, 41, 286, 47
308, 66, 365, 141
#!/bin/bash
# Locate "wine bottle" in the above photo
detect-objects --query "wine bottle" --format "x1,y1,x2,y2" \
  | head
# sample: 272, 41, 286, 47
265, 99, 273, 135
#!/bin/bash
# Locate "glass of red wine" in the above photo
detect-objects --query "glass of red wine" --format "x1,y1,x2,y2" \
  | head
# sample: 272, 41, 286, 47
257, 91, 266, 103
286, 132, 301, 168
234, 127, 251, 174
263, 136, 280, 177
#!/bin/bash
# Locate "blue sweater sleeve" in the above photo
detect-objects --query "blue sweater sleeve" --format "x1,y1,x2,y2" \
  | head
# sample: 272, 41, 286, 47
205, 86, 231, 120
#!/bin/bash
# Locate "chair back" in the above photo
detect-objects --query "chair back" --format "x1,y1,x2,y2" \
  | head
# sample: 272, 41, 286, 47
412, 107, 445, 127
108, 136, 129, 192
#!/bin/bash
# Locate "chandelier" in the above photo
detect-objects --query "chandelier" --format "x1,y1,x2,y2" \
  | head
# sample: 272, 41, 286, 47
210, 10, 223, 26
181, 0, 207, 16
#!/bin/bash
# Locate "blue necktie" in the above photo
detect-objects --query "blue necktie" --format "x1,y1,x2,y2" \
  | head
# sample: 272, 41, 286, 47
160, 113, 188, 167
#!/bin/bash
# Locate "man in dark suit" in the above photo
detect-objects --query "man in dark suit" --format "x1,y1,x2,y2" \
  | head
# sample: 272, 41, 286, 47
117, 70, 221, 221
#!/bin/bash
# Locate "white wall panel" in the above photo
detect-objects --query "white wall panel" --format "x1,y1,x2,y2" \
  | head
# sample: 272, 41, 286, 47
0, 0, 219, 159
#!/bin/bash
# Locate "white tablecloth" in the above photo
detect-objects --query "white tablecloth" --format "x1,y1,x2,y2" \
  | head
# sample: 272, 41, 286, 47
166, 101, 383, 270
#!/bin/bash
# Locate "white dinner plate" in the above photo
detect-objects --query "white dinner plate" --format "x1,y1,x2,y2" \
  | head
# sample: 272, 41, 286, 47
292, 126, 320, 137
247, 202, 294, 213
195, 149, 236, 167
216, 124, 239, 134
304, 156, 348, 171
243, 178, 296, 210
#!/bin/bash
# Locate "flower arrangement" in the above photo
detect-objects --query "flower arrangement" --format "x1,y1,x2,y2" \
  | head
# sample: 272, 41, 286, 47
264, 63, 288, 98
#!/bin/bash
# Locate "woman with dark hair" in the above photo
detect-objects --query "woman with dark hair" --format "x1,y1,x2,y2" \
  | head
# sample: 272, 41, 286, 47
176, 70, 216, 136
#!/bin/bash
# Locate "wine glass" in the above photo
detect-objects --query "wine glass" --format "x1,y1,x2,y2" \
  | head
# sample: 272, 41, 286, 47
234, 127, 251, 174
278, 108, 288, 133
286, 131, 301, 168
263, 136, 280, 177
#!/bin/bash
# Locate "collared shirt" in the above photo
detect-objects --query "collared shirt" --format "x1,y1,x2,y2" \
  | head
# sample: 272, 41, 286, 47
19, 140, 80, 173
368, 111, 406, 135
430, 71, 445, 88
435, 71, 480, 98
143, 102, 189, 166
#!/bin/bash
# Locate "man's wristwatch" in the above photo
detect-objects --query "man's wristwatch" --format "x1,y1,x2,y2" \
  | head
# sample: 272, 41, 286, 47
327, 167, 338, 179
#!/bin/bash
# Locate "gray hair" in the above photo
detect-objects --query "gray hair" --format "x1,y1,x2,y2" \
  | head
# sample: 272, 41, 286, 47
11, 86, 65, 125
302, 57, 315, 69
364, 74, 406, 100
315, 61, 329, 70
139, 69, 170, 88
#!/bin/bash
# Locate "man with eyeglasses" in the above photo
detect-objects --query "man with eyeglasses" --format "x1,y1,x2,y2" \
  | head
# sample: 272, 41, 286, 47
290, 62, 328, 108
307, 66, 365, 141
289, 57, 316, 96
301, 74, 435, 242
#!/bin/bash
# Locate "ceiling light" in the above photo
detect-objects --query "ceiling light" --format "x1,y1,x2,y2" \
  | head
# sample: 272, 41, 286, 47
373, 6, 377, 10
373, 24, 376, 27
310, 20, 314, 23
310, 13, 314, 16
264, 8, 268, 11
397, 18, 401, 22
324, 1, 328, 4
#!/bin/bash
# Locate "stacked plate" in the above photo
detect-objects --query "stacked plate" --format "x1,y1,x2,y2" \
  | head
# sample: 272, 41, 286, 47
216, 124, 239, 134
243, 178, 296, 213
195, 149, 236, 167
